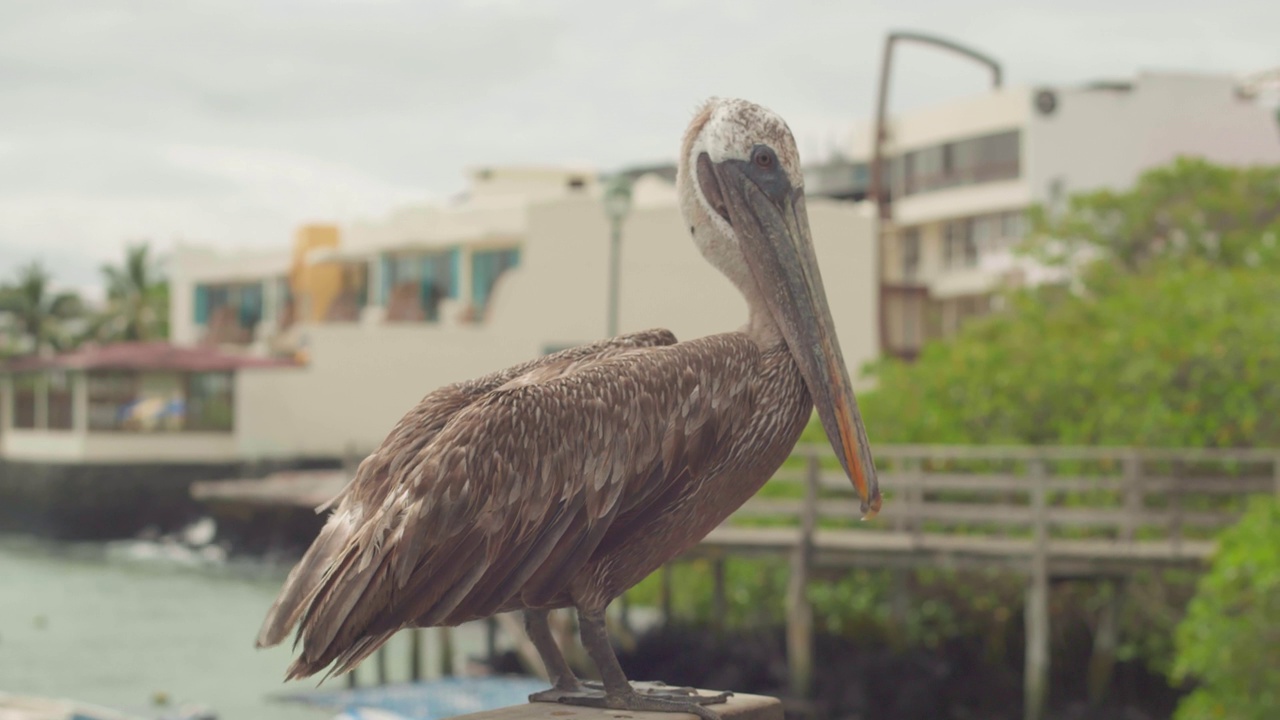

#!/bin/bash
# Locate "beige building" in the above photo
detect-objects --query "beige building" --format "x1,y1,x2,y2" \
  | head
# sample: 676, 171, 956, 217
814, 71, 1280, 359
152, 166, 878, 462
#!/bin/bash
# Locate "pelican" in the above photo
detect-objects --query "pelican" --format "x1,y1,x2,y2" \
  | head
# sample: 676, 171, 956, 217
256, 97, 882, 718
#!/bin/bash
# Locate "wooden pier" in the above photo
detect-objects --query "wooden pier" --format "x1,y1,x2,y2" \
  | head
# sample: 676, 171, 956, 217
680, 444, 1279, 720
192, 444, 1280, 720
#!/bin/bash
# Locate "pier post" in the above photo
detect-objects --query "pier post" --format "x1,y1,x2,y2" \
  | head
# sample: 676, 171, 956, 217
619, 591, 632, 634
1120, 454, 1141, 542
785, 453, 819, 699
712, 557, 727, 636
1024, 459, 1050, 720
495, 611, 550, 681
410, 628, 424, 682
439, 626, 456, 676
1087, 580, 1122, 705
485, 617, 498, 669
1169, 459, 1185, 557
1272, 453, 1280, 498
375, 645, 389, 686
660, 564, 674, 622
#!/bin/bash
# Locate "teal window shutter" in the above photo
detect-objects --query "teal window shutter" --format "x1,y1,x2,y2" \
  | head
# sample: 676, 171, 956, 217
471, 250, 492, 308
194, 285, 209, 324
378, 254, 393, 306
449, 248, 461, 299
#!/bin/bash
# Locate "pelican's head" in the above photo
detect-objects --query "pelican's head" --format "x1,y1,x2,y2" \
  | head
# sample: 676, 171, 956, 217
676, 97, 881, 517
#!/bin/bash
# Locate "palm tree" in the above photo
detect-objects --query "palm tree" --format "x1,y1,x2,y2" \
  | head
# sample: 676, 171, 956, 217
98, 242, 169, 342
0, 262, 86, 355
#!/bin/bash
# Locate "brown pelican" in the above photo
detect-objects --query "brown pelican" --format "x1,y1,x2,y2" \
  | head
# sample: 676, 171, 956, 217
256, 97, 881, 718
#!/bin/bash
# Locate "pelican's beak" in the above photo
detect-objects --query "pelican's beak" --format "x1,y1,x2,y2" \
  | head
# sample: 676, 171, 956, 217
698, 151, 881, 517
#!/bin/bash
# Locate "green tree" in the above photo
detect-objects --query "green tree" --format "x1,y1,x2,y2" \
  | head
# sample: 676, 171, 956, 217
857, 261, 1280, 448
1170, 496, 1280, 719
0, 262, 86, 355
96, 241, 169, 342
1023, 157, 1280, 280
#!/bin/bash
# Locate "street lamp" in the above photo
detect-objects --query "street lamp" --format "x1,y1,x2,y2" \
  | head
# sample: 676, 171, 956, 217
868, 31, 1002, 361
602, 174, 633, 338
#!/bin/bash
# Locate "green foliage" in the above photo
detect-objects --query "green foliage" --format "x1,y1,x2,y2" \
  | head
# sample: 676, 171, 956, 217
858, 158, 1280, 449
93, 241, 170, 342
1023, 157, 1280, 278
0, 262, 87, 354
858, 261, 1280, 448
0, 243, 170, 358
1171, 496, 1280, 720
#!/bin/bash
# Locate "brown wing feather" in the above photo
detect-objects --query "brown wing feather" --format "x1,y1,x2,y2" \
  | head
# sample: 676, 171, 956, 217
272, 332, 760, 680
255, 329, 677, 651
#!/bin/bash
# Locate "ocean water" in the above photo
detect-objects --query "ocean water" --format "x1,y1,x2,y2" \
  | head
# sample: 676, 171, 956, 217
0, 535, 494, 720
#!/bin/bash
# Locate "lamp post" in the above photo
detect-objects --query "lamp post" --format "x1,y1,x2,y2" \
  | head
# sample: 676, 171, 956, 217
602, 174, 633, 339
868, 31, 1002, 361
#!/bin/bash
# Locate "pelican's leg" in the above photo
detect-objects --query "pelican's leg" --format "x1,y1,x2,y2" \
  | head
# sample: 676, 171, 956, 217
555, 606, 730, 720
526, 609, 591, 703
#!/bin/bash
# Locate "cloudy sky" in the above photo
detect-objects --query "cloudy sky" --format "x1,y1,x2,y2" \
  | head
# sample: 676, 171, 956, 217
1, 0, 1276, 298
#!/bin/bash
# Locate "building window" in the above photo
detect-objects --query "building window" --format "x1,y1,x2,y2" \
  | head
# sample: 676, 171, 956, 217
901, 228, 921, 281
384, 250, 458, 322
943, 220, 979, 269
1001, 210, 1025, 240
13, 373, 39, 429
195, 282, 265, 341
325, 264, 368, 322
901, 129, 1021, 196
47, 371, 74, 430
88, 371, 138, 431
972, 214, 998, 252
471, 247, 521, 319
185, 372, 234, 432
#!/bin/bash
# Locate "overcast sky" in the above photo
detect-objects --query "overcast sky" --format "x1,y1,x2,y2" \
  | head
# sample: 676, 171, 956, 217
1, 0, 1277, 298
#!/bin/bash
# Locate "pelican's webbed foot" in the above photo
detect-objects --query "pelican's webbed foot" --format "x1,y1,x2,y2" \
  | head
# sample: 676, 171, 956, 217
552, 688, 728, 720
578, 680, 731, 702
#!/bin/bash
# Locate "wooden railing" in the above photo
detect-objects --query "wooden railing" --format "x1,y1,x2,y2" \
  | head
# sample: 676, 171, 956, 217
679, 444, 1280, 720
697, 444, 1278, 569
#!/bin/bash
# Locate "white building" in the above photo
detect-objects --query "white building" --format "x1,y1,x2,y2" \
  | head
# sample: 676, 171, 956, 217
6, 166, 873, 464
829, 71, 1280, 359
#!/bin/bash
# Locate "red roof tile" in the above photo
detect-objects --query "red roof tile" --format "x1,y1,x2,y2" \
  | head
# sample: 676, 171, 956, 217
2, 342, 299, 373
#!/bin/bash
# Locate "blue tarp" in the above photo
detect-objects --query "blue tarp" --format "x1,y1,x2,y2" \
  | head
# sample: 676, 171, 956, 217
276, 676, 548, 720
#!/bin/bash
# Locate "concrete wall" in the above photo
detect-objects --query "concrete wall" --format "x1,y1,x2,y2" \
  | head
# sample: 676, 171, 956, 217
0, 457, 339, 540
885, 88, 1031, 154
1, 430, 240, 463
234, 182, 878, 459
1026, 73, 1280, 205
893, 180, 1030, 228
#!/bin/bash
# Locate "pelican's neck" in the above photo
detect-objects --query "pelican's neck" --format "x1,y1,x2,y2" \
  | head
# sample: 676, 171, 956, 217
742, 287, 786, 350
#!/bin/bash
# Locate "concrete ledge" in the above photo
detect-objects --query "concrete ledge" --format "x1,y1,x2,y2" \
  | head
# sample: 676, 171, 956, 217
448, 693, 782, 720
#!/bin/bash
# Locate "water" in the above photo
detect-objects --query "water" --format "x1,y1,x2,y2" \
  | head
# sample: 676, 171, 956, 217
0, 535, 492, 720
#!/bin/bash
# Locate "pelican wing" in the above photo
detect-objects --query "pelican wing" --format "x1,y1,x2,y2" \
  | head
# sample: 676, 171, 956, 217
256, 329, 676, 653
270, 332, 760, 680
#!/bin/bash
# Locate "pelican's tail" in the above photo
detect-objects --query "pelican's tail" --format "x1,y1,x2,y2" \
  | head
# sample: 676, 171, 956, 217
255, 509, 357, 650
